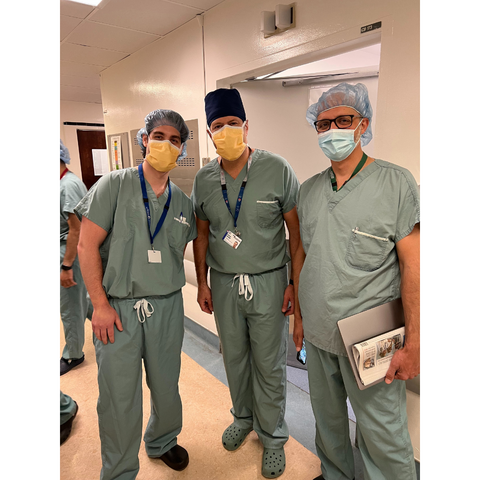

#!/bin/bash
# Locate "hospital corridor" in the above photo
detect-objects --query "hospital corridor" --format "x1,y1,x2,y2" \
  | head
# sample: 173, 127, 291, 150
55, 0, 427, 479
59, 305, 323, 479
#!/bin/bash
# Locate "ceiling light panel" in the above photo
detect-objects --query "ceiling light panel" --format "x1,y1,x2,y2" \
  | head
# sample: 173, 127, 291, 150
66, 0, 102, 6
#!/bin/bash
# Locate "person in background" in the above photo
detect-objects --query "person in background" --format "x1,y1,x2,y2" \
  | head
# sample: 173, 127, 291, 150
192, 88, 301, 479
60, 139, 92, 375
137, 127, 147, 158
293, 82, 420, 480
60, 390, 78, 445
75, 110, 197, 480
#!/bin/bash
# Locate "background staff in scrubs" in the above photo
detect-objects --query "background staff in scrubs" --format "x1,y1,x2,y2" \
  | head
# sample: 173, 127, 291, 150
192, 88, 301, 479
60, 139, 93, 376
60, 390, 78, 445
75, 109, 197, 480
293, 82, 420, 480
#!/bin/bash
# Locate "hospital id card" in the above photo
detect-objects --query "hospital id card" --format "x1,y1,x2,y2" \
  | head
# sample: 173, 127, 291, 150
223, 230, 242, 250
148, 249, 162, 263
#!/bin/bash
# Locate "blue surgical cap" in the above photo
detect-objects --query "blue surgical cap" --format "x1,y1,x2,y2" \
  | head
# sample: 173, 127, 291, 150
136, 128, 147, 158
144, 109, 189, 160
60, 139, 70, 164
205, 88, 246, 127
306, 82, 373, 146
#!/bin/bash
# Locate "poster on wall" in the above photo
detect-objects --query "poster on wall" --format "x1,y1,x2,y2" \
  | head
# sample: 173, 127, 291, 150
92, 149, 109, 176
110, 135, 123, 170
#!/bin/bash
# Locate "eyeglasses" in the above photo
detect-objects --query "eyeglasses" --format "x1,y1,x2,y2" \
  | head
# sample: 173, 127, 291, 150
314, 115, 363, 133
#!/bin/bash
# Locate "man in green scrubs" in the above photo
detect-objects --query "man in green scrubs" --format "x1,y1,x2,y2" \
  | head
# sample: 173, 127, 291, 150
60, 139, 93, 375
60, 390, 78, 445
293, 83, 420, 480
192, 88, 301, 479
75, 110, 197, 480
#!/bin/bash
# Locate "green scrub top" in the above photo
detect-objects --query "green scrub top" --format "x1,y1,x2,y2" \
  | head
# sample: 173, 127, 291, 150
192, 149, 299, 275
60, 171, 87, 242
74, 167, 197, 299
297, 159, 420, 357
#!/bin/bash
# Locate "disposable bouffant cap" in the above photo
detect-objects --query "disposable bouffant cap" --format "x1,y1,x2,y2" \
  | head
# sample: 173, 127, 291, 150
144, 109, 189, 160
306, 82, 373, 146
60, 139, 70, 164
205, 88, 246, 127
136, 128, 147, 158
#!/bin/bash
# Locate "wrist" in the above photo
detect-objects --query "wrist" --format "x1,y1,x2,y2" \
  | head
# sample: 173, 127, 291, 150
61, 264, 73, 271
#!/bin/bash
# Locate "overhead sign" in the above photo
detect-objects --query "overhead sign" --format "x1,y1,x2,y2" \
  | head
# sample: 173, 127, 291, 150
361, 21, 381, 34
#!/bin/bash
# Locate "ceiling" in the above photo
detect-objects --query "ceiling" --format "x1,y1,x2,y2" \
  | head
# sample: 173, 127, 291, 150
60, 0, 225, 105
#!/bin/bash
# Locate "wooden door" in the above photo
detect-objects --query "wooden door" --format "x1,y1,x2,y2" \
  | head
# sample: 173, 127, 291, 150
76, 130, 107, 190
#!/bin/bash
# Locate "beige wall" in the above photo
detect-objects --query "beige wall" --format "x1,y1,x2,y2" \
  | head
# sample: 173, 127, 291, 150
60, 100, 105, 179
99, 19, 207, 168
99, 0, 419, 182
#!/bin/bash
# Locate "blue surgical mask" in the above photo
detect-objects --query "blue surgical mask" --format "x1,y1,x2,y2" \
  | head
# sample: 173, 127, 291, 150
317, 121, 363, 162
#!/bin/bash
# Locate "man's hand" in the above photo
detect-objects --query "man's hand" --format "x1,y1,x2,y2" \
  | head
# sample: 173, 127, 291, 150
293, 313, 304, 352
386, 223, 420, 384
281, 284, 295, 316
60, 269, 77, 288
197, 283, 214, 314
385, 343, 420, 384
92, 304, 123, 345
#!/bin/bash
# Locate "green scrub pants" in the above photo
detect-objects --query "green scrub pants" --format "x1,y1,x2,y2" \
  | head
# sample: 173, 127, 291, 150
60, 391, 76, 425
60, 242, 93, 359
210, 267, 289, 449
95, 291, 184, 480
305, 340, 416, 480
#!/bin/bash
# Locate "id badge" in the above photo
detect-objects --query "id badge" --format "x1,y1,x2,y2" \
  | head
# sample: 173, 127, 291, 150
222, 230, 242, 250
148, 249, 162, 263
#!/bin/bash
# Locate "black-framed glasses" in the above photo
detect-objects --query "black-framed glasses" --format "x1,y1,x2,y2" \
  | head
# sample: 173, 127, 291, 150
314, 115, 363, 133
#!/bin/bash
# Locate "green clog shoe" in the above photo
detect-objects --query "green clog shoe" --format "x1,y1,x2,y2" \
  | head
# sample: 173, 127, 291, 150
262, 447, 286, 478
221, 423, 253, 451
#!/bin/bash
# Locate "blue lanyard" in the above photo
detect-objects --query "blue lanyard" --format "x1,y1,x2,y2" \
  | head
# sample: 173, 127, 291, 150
219, 153, 252, 234
138, 163, 171, 249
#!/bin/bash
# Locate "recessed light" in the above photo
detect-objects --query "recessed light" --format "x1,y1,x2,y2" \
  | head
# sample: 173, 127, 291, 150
66, 0, 103, 7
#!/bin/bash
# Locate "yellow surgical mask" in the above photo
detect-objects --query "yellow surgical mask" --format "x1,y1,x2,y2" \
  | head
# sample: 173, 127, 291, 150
211, 123, 247, 161
146, 140, 181, 172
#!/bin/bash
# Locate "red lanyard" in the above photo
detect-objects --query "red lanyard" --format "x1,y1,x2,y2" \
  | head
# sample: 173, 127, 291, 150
60, 168, 69, 180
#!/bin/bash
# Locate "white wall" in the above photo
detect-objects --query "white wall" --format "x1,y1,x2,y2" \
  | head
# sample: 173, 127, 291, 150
60, 100, 105, 179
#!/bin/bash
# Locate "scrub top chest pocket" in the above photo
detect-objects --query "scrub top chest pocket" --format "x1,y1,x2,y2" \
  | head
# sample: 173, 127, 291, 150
345, 227, 391, 272
256, 199, 282, 228
167, 215, 190, 251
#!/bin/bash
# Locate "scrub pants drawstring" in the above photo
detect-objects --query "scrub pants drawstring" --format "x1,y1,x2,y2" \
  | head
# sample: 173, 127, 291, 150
133, 299, 154, 323
232, 274, 253, 301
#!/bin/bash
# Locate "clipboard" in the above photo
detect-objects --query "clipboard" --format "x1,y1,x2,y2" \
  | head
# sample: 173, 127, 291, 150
337, 298, 405, 390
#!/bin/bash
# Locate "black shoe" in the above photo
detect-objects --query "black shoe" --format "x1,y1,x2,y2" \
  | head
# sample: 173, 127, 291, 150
60, 402, 78, 445
60, 355, 85, 376
154, 445, 189, 471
